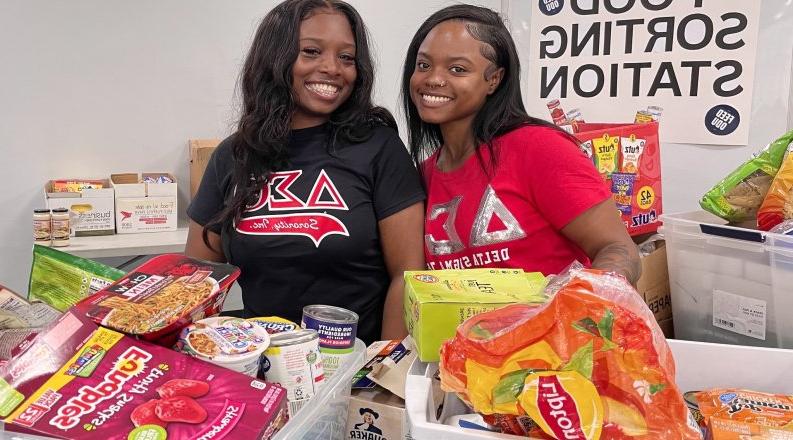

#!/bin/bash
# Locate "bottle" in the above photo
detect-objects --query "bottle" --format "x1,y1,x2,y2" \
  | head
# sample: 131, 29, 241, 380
51, 208, 71, 247
546, 99, 567, 126
33, 209, 52, 245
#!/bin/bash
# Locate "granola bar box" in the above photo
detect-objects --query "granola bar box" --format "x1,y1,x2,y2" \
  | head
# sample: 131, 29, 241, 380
75, 254, 240, 343
2, 313, 288, 440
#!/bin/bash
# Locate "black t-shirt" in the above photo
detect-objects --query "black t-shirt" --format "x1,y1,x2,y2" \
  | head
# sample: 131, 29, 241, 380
187, 123, 425, 343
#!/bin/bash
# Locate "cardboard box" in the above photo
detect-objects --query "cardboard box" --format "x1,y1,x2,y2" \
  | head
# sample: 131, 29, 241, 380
636, 238, 674, 337
111, 173, 177, 233
189, 139, 220, 198
45, 179, 115, 236
348, 339, 417, 440
403, 269, 547, 362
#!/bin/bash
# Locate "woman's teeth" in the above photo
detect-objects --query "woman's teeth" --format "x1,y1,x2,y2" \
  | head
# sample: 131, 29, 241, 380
422, 94, 451, 103
307, 83, 340, 97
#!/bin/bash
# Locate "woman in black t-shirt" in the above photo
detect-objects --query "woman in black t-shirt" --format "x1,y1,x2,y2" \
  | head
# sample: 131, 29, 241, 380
185, 0, 425, 343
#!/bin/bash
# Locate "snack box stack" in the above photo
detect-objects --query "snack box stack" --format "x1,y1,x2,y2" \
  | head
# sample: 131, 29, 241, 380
0, 311, 288, 439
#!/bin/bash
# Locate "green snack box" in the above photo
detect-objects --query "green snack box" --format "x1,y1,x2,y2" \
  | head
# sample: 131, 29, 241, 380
403, 268, 547, 362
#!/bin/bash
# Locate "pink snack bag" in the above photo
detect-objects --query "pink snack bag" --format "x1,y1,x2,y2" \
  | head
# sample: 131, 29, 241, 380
2, 311, 288, 440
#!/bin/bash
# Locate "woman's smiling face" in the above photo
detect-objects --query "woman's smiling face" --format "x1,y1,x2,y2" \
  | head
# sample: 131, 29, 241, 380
409, 20, 500, 127
291, 9, 357, 129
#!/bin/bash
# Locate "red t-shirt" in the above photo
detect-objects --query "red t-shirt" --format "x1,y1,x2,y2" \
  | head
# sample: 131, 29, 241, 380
423, 125, 611, 276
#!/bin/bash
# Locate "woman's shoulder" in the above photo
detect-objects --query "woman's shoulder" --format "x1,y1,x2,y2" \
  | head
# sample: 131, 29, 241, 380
205, 134, 237, 173
498, 124, 573, 145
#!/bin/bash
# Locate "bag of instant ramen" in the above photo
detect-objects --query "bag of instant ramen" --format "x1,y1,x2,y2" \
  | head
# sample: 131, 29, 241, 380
28, 244, 126, 311
701, 130, 793, 223
758, 144, 793, 231
439, 267, 701, 439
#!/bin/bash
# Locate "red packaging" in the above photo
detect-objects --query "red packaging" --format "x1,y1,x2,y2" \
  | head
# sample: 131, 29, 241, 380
2, 312, 288, 439
75, 254, 240, 344
576, 122, 662, 236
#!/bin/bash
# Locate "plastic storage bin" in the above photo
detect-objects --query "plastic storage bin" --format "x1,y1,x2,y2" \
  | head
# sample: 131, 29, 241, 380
273, 338, 366, 440
663, 210, 793, 348
404, 340, 793, 439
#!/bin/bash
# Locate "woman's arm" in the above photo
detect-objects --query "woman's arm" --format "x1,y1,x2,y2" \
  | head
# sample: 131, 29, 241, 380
378, 202, 426, 340
184, 220, 226, 263
561, 199, 642, 284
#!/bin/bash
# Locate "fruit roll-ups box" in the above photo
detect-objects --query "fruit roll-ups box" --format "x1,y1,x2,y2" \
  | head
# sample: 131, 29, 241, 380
75, 254, 240, 345
2, 315, 288, 440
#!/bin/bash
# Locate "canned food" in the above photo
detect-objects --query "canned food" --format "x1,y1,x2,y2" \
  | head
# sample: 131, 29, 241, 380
301, 305, 358, 378
248, 316, 299, 335
176, 316, 270, 376
261, 329, 324, 417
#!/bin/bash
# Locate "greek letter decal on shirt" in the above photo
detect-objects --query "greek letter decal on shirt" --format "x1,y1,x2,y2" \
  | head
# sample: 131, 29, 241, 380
426, 185, 525, 256
236, 169, 349, 247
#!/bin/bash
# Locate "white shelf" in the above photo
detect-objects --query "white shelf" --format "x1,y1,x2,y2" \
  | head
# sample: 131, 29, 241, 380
57, 227, 188, 259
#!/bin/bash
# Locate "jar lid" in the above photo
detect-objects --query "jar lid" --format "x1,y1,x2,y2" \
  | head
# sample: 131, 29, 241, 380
33, 209, 51, 213
52, 208, 69, 213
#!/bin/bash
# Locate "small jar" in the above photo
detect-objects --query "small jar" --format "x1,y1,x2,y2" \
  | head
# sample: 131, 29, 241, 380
33, 209, 52, 245
51, 208, 71, 247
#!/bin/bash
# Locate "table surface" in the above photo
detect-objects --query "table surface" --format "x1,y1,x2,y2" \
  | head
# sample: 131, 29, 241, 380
58, 227, 188, 259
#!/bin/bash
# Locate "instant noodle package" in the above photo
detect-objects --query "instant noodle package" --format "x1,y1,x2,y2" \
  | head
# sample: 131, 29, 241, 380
75, 254, 240, 345
1, 311, 288, 439
439, 268, 701, 439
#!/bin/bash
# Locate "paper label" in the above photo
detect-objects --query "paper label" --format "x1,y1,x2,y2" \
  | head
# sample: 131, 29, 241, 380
712, 290, 766, 340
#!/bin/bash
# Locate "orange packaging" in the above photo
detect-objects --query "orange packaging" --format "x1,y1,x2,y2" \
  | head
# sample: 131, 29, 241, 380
439, 268, 701, 440
757, 146, 793, 231
50, 179, 105, 192
697, 389, 793, 439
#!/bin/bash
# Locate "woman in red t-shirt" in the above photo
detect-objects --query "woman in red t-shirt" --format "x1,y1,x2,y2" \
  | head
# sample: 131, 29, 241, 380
401, 5, 641, 283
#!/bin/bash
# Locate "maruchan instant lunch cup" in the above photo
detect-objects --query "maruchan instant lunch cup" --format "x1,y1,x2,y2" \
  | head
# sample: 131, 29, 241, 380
176, 316, 270, 376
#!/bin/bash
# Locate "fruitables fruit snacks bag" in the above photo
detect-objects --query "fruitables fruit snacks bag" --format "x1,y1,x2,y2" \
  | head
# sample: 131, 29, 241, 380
3, 319, 288, 440
439, 268, 702, 440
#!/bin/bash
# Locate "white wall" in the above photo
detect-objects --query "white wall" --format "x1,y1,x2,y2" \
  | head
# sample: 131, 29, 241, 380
0, 0, 499, 294
509, 0, 793, 214
3, 1, 789, 295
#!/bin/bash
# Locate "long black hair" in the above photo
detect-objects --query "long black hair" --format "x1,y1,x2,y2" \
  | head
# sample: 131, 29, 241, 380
204, 0, 395, 248
400, 5, 570, 175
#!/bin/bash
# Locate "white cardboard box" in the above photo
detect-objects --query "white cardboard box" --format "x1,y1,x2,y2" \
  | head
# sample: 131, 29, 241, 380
111, 173, 177, 234
44, 180, 115, 236
405, 339, 793, 439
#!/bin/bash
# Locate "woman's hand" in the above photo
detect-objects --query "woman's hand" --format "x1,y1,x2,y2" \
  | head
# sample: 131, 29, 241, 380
378, 202, 425, 340
561, 199, 642, 285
